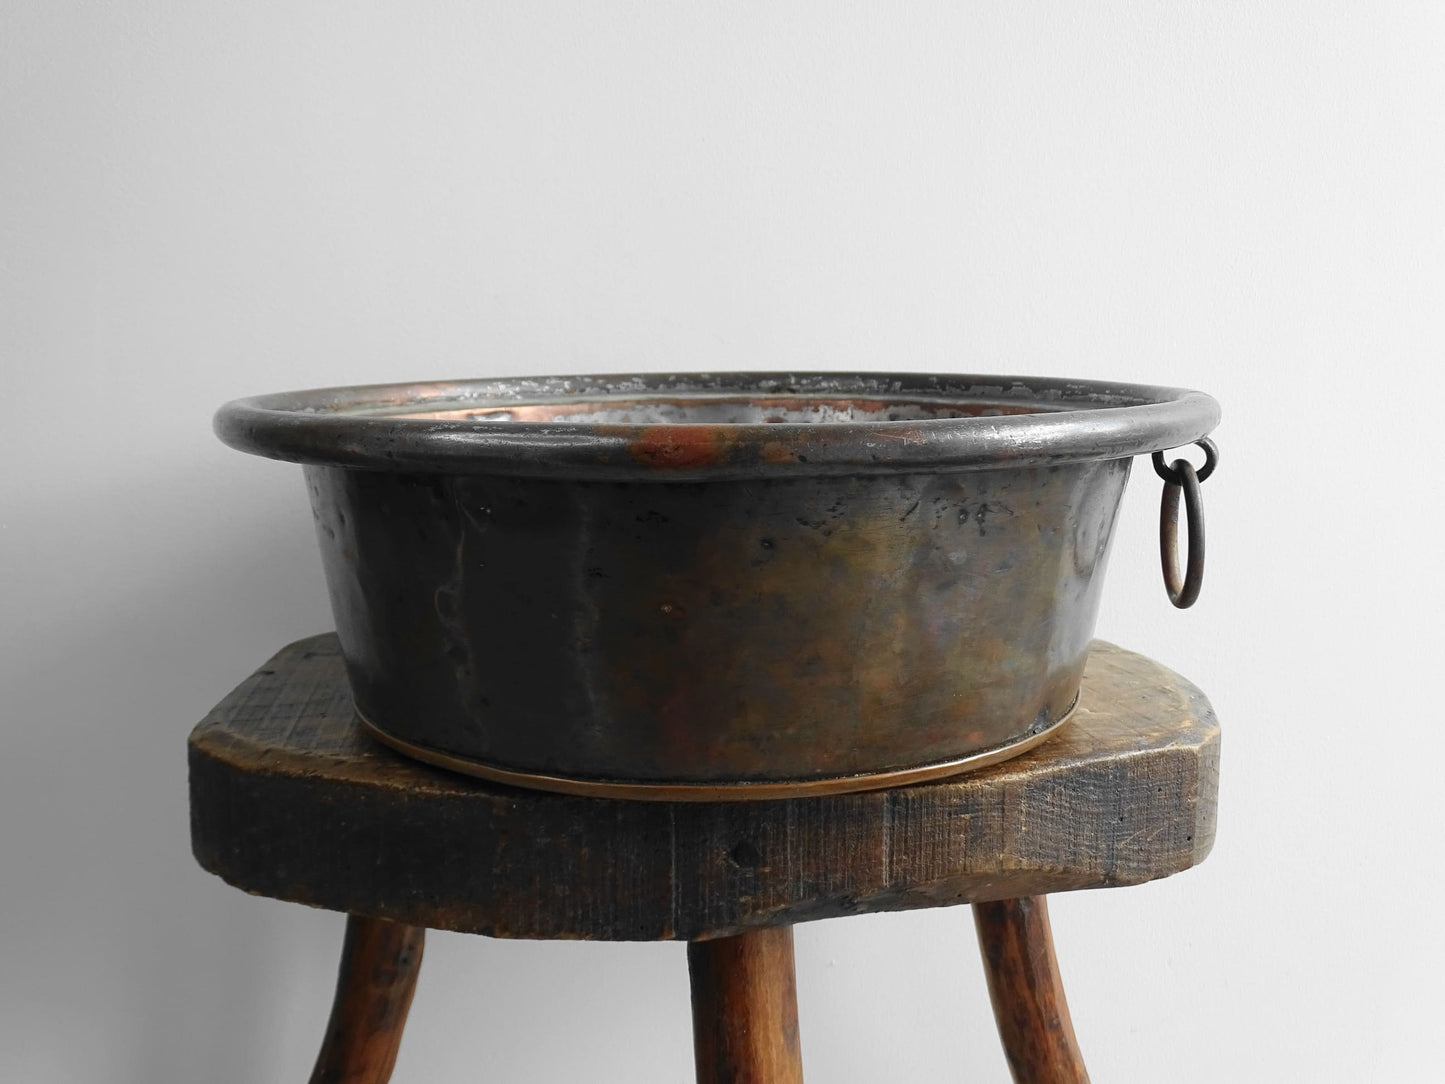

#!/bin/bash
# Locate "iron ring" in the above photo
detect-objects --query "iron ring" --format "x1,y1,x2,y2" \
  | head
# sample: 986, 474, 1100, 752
1153, 437, 1217, 485
1159, 458, 1205, 608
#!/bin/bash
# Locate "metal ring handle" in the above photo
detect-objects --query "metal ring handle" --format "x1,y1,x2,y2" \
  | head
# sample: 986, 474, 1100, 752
1159, 458, 1205, 608
1153, 437, 1217, 485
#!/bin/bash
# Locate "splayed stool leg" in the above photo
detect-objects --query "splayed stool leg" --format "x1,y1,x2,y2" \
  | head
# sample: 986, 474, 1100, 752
973, 896, 1089, 1084
687, 926, 804, 1084
310, 915, 426, 1084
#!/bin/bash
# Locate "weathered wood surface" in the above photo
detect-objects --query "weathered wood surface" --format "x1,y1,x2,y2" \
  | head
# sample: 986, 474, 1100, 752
974, 896, 1089, 1084
309, 915, 424, 1084
189, 634, 1218, 941
688, 926, 804, 1084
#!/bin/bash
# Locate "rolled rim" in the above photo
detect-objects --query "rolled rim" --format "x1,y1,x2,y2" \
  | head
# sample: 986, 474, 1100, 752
214, 371, 1220, 480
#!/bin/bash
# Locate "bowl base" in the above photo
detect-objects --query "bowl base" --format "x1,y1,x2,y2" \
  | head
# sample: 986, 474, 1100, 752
355, 701, 1077, 801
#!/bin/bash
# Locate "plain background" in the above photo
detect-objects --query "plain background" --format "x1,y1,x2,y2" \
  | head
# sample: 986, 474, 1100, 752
4, 3, 1442, 1081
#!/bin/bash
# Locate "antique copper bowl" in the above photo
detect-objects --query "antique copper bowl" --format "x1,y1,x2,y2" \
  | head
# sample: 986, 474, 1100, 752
216, 372, 1219, 799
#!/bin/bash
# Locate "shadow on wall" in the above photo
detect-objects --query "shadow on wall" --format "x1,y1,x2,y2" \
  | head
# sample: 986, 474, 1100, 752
1, 464, 341, 1083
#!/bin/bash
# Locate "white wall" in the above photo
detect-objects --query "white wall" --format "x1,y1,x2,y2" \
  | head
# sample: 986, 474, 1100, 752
4, 3, 1442, 1080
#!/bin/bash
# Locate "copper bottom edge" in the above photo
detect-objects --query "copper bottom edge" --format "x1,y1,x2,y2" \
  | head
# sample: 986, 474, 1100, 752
355, 701, 1076, 801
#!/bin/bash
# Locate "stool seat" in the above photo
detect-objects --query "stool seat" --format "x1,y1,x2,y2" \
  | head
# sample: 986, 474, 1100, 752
189, 634, 1217, 942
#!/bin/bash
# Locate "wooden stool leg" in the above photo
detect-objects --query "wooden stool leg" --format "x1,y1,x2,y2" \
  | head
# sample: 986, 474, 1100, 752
687, 926, 804, 1084
973, 896, 1088, 1084
309, 915, 425, 1084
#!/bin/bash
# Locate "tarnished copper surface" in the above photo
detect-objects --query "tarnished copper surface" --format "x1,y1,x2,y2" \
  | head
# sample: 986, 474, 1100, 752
217, 372, 1220, 796
304, 455, 1129, 787
216, 371, 1221, 480
400, 395, 1049, 424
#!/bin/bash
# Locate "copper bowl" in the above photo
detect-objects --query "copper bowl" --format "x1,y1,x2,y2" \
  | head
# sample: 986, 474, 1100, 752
216, 372, 1218, 799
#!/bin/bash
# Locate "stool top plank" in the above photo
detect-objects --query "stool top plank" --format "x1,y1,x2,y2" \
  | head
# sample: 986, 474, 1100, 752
189, 635, 1218, 942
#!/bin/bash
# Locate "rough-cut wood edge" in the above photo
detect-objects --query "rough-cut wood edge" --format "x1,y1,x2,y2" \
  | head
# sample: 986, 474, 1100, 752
974, 896, 1089, 1084
688, 927, 804, 1084
189, 634, 1219, 941
309, 915, 424, 1084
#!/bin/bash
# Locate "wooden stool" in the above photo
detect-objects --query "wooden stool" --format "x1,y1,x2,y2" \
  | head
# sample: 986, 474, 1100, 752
189, 635, 1218, 1083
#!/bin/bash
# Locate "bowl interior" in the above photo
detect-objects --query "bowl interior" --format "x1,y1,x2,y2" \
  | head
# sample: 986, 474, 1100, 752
216, 373, 1219, 477
393, 394, 1063, 426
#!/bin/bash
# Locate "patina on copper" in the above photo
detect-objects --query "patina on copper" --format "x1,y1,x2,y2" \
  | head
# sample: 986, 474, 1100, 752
215, 372, 1219, 798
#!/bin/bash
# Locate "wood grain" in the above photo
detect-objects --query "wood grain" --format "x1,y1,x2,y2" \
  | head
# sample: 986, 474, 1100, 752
974, 896, 1088, 1084
309, 915, 425, 1084
188, 634, 1218, 941
688, 926, 803, 1084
